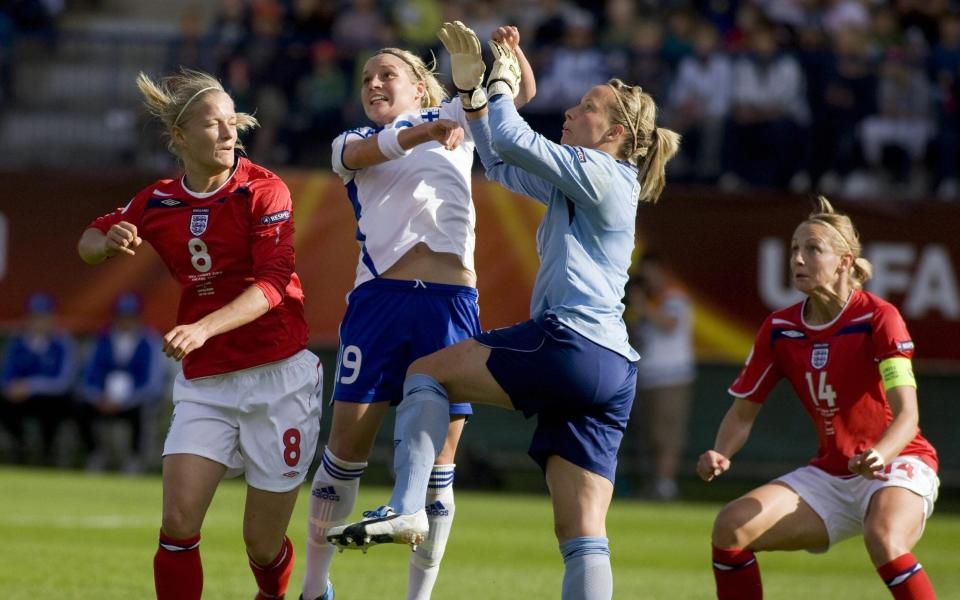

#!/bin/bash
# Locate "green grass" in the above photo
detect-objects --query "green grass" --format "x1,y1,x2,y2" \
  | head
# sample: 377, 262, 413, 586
0, 467, 958, 599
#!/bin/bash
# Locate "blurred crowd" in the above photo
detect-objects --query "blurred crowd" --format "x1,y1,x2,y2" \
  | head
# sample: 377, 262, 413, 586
0, 291, 171, 472
4, 0, 960, 200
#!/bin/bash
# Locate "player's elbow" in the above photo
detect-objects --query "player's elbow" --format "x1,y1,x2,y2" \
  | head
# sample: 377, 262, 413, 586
77, 241, 105, 265
490, 121, 525, 157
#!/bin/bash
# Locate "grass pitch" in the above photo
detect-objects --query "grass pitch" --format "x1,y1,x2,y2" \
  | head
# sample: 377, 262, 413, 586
1, 467, 957, 599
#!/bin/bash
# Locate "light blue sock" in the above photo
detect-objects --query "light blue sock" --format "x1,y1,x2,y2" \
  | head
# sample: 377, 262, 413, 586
559, 536, 613, 600
389, 374, 450, 515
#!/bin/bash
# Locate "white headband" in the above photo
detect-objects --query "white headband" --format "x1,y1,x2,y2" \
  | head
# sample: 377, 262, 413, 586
174, 86, 219, 126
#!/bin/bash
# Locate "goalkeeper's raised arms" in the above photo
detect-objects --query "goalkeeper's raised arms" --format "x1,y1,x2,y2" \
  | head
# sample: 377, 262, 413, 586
437, 21, 487, 111
487, 39, 521, 99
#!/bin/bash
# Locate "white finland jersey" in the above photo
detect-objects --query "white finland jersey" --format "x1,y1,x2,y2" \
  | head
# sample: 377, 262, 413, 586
332, 98, 476, 290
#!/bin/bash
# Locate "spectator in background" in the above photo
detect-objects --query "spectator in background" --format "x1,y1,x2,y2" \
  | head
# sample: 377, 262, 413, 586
332, 0, 393, 55
0, 292, 77, 465
859, 47, 932, 196
626, 19, 672, 107
289, 40, 349, 165
244, 0, 293, 164
869, 4, 906, 57
626, 254, 695, 501
76, 292, 167, 474
723, 25, 810, 190
287, 0, 337, 40
810, 28, 876, 193
529, 0, 576, 48
667, 21, 731, 181
822, 0, 871, 38
534, 10, 608, 108
599, 0, 637, 51
392, 0, 443, 50
662, 7, 697, 66
527, 9, 609, 140
210, 0, 251, 75
930, 11, 960, 199
0, 11, 13, 106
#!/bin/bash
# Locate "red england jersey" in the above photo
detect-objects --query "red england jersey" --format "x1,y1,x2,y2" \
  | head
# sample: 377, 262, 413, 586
729, 290, 938, 475
88, 158, 308, 379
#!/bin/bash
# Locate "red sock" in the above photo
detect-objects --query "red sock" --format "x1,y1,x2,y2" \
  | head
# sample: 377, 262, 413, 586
712, 545, 762, 600
154, 531, 202, 600
878, 553, 936, 599
250, 535, 295, 600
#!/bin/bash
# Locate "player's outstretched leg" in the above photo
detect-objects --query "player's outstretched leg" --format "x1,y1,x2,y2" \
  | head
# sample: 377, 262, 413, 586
408, 464, 457, 600
302, 447, 366, 600
328, 375, 450, 551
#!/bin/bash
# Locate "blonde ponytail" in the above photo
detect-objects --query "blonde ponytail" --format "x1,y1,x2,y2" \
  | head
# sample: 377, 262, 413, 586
605, 79, 680, 203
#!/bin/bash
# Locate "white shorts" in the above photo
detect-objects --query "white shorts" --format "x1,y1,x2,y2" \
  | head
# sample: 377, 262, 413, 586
776, 456, 939, 552
163, 349, 323, 492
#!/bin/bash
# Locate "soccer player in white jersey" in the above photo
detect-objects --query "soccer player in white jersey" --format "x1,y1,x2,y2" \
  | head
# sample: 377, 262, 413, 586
328, 23, 680, 600
300, 26, 536, 600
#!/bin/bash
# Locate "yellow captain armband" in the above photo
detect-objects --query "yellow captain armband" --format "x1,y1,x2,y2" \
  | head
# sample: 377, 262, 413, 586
879, 357, 917, 391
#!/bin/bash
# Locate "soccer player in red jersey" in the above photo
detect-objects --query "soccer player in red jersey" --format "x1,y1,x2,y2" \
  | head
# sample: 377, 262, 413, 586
697, 196, 939, 600
78, 68, 323, 600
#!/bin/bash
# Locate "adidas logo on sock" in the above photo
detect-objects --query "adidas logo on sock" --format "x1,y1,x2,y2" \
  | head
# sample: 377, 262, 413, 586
312, 486, 341, 501
425, 501, 449, 517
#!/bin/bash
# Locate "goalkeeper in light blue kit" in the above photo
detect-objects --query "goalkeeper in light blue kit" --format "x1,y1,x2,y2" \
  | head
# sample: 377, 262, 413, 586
328, 21, 681, 600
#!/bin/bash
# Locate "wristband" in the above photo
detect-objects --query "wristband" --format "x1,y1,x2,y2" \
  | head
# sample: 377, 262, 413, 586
376, 126, 411, 160
487, 79, 515, 99
458, 87, 487, 112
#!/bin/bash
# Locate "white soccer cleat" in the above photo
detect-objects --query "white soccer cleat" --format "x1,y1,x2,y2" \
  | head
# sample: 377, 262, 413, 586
326, 506, 428, 551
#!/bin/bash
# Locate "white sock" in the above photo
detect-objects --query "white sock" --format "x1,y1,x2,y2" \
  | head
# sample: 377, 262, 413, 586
407, 464, 456, 600
302, 447, 366, 600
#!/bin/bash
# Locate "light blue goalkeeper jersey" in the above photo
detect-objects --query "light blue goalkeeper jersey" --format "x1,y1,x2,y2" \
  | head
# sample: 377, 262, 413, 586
470, 95, 641, 361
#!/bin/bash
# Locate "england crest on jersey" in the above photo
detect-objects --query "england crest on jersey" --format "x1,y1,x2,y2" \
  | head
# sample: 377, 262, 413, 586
811, 343, 829, 369
190, 208, 210, 236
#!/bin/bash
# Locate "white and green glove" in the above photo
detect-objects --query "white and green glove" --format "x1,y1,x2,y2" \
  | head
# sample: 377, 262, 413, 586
487, 40, 521, 99
437, 21, 487, 112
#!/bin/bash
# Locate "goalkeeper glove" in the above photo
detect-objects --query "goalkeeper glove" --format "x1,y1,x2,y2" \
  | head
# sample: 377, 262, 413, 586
437, 21, 487, 111
487, 40, 521, 99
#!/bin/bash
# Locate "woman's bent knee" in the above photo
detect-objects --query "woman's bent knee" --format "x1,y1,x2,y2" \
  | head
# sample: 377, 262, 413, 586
712, 503, 752, 549
161, 506, 201, 540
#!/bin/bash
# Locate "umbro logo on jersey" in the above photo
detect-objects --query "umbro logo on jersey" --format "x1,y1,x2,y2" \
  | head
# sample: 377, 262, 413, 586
190, 208, 210, 236
811, 343, 830, 369
282, 470, 300, 478
261, 210, 290, 225
312, 486, 340, 501
781, 330, 805, 338
160, 199, 181, 206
